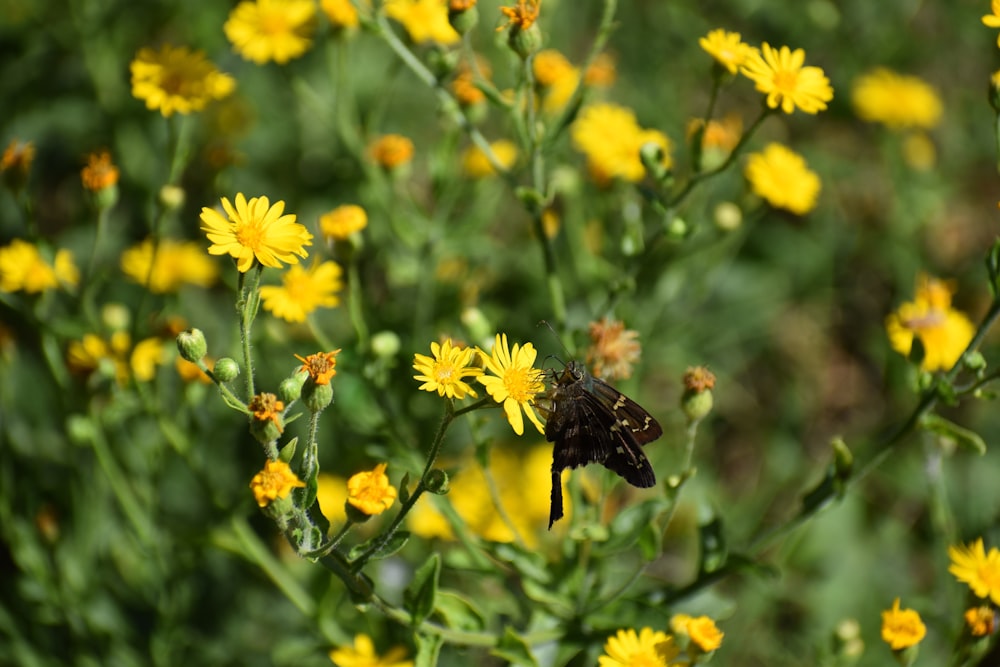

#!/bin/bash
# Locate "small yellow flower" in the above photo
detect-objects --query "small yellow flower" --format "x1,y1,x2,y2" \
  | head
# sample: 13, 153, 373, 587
259, 261, 343, 322
80, 151, 119, 192
130, 338, 165, 382
200, 193, 313, 273
670, 613, 724, 652
329, 633, 413, 667
0, 240, 79, 293
687, 113, 742, 153
498, 0, 541, 32
744, 142, 821, 215
413, 338, 482, 399
584, 52, 617, 88
698, 29, 753, 74
477, 333, 545, 436
852, 68, 942, 130
321, 0, 360, 29
571, 103, 672, 185
885, 274, 976, 372
598, 627, 680, 667
320, 204, 368, 240
586, 317, 641, 381
316, 473, 348, 525
249, 392, 285, 431
461, 140, 518, 178
369, 134, 415, 170
67, 331, 163, 385
533, 49, 575, 86
249, 459, 305, 508
965, 606, 996, 637
295, 349, 342, 385
120, 238, 220, 293
175, 356, 212, 384
740, 43, 833, 115
225, 0, 317, 65
383, 0, 460, 45
984, 0, 1000, 46
130, 44, 235, 117
347, 463, 398, 516
949, 538, 1000, 605
881, 598, 926, 651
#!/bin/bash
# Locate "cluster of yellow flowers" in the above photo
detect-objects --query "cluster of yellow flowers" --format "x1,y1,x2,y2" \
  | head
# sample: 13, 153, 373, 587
598, 615, 724, 667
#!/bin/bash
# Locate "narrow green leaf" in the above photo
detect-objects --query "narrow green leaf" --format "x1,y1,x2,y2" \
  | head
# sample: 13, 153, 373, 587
491, 628, 539, 667
414, 632, 443, 667
920, 413, 988, 455
404, 552, 441, 625
434, 591, 486, 631
347, 531, 411, 561
492, 542, 551, 584
398, 472, 412, 505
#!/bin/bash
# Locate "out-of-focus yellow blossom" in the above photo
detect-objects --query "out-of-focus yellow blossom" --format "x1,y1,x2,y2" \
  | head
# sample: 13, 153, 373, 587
384, 0, 459, 45
320, 204, 368, 240
259, 261, 343, 323
885, 274, 975, 372
369, 134, 415, 170
130, 45, 235, 116
462, 140, 518, 178
121, 238, 219, 293
67, 331, 164, 385
329, 633, 413, 667
225, 0, 317, 65
571, 103, 671, 185
80, 151, 119, 192
852, 68, 942, 130
698, 29, 753, 74
744, 143, 821, 215
881, 598, 926, 651
0, 240, 79, 294
741, 43, 833, 114
321, 0, 360, 29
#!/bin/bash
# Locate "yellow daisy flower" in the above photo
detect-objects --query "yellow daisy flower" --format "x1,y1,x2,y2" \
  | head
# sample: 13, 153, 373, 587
295, 349, 342, 386
881, 598, 926, 651
740, 42, 833, 114
852, 68, 942, 130
67, 331, 164, 385
329, 633, 413, 667
413, 338, 482, 399
598, 627, 680, 667
949, 538, 1000, 605
885, 274, 975, 372
200, 193, 313, 273
0, 240, 79, 294
225, 0, 318, 65
120, 238, 220, 293
321, 0, 360, 29
698, 29, 753, 74
346, 463, 398, 516
383, 0, 460, 45
670, 613, 724, 652
319, 204, 368, 240
249, 459, 305, 508
571, 103, 672, 185
477, 333, 545, 436
259, 261, 343, 322
744, 143, 821, 215
461, 140, 518, 178
130, 44, 235, 117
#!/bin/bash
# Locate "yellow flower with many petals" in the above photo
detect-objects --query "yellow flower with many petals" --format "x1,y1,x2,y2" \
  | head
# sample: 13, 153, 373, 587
347, 463, 398, 516
67, 331, 164, 385
852, 68, 942, 130
413, 338, 482, 399
383, 0, 459, 45
320, 204, 368, 240
462, 140, 518, 178
571, 103, 672, 185
321, 0, 360, 29
477, 333, 545, 435
121, 238, 220, 293
881, 598, 926, 651
259, 261, 343, 322
598, 627, 681, 667
0, 240, 79, 294
225, 0, 317, 65
699, 29, 753, 74
885, 274, 975, 372
130, 45, 235, 117
200, 193, 313, 273
740, 43, 833, 114
329, 633, 413, 667
249, 459, 305, 508
744, 143, 821, 215
949, 538, 1000, 605
296, 349, 342, 385
670, 614, 724, 653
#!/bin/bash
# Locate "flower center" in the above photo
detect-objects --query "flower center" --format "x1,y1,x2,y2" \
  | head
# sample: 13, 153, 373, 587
503, 367, 539, 402
774, 69, 798, 93
235, 222, 265, 252
260, 11, 290, 36
434, 361, 455, 383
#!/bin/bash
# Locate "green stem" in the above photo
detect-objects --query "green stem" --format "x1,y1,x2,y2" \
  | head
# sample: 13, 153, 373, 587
237, 265, 264, 401
88, 411, 154, 546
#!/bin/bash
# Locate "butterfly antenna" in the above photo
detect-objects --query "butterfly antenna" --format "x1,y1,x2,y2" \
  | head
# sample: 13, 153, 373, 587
537, 319, 574, 361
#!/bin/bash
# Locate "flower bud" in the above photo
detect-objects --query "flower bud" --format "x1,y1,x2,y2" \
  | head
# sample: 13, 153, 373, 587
681, 366, 716, 424
714, 201, 743, 231
213, 357, 240, 383
176, 328, 207, 363
159, 184, 186, 211
448, 0, 479, 35
425, 469, 450, 494
302, 380, 334, 413
508, 23, 542, 59
371, 330, 401, 358
279, 371, 307, 403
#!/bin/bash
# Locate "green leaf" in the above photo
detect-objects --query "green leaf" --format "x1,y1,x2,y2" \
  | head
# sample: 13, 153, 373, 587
414, 632, 443, 667
490, 627, 539, 667
404, 552, 441, 625
920, 413, 987, 455
278, 436, 298, 463
521, 578, 574, 618
593, 498, 672, 556
348, 531, 411, 561
434, 591, 485, 631
491, 542, 551, 584
698, 516, 727, 574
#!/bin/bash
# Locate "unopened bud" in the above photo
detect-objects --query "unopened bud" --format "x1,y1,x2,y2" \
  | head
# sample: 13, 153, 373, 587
176, 328, 207, 363
302, 381, 334, 413
213, 358, 240, 383
425, 469, 450, 494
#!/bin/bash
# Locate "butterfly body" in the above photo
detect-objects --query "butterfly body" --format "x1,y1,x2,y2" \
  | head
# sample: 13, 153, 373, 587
542, 361, 661, 528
